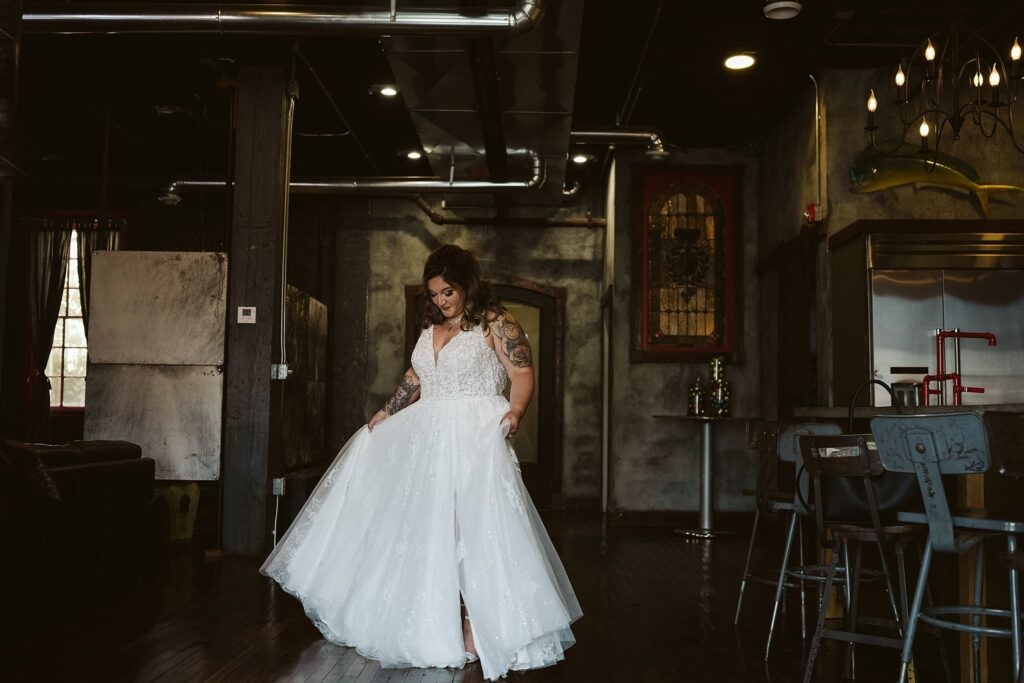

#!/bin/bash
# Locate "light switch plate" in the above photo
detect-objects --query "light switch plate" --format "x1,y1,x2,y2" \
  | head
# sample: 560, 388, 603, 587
237, 306, 256, 324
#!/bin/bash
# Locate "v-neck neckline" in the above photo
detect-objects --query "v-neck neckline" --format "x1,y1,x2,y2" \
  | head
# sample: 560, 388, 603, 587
431, 324, 465, 366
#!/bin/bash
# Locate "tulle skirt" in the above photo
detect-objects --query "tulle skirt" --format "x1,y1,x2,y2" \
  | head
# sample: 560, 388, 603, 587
259, 394, 581, 681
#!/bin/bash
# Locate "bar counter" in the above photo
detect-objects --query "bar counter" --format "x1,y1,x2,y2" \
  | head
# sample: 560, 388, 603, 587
794, 403, 1024, 419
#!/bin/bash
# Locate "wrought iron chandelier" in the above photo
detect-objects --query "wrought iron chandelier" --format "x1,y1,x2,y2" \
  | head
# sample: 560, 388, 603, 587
864, 15, 1023, 157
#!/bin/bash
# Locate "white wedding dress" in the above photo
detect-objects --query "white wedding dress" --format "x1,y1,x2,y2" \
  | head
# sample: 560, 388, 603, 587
260, 323, 581, 680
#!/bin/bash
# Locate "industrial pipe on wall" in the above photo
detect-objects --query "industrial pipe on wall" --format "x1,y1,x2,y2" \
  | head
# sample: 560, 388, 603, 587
23, 0, 544, 35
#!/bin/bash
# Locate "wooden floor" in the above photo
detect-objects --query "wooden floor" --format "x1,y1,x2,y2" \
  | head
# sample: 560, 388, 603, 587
3, 512, 948, 682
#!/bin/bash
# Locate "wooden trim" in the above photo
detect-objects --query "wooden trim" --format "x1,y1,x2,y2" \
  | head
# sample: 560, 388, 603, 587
562, 496, 601, 511
828, 218, 1024, 250
609, 509, 754, 528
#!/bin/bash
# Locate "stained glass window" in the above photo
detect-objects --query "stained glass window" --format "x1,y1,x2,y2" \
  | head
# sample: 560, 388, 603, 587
647, 184, 726, 346
633, 167, 741, 361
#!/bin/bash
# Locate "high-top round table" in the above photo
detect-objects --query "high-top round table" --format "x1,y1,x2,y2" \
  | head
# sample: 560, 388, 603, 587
654, 414, 740, 540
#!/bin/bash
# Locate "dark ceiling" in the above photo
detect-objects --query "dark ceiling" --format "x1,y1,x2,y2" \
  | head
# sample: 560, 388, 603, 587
574, 0, 1024, 150
15, 0, 1024, 207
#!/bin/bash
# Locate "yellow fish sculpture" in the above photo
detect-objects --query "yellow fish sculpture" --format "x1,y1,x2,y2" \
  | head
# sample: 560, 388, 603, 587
850, 143, 1024, 217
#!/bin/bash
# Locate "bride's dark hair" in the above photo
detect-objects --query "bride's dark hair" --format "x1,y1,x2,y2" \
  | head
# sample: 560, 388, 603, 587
422, 244, 502, 330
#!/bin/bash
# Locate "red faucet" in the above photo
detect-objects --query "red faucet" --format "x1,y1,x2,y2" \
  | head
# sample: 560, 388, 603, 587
921, 329, 998, 406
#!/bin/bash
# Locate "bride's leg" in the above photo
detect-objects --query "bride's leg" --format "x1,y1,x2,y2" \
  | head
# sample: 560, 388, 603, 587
462, 602, 477, 658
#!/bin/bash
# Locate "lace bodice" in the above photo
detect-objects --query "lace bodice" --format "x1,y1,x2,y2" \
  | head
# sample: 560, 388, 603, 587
411, 324, 508, 400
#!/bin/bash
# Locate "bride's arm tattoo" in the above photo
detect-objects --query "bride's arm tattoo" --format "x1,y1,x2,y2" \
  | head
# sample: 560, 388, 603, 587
383, 374, 420, 415
493, 312, 533, 368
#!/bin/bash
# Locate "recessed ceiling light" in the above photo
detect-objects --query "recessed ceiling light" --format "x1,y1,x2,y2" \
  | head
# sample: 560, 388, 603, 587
571, 153, 591, 164
764, 1, 802, 20
407, 150, 422, 160
370, 84, 399, 97
724, 53, 756, 70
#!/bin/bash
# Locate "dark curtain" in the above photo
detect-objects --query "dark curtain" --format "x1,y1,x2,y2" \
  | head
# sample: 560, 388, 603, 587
77, 222, 122, 337
27, 229, 71, 441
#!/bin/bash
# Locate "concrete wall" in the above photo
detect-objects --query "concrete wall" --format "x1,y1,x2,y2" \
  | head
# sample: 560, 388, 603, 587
758, 68, 1024, 415
823, 68, 1024, 231
761, 67, 1024, 252
332, 197, 608, 502
607, 148, 761, 513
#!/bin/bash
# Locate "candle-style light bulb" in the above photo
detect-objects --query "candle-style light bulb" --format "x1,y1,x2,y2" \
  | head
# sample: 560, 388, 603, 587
990, 64, 1002, 87
925, 39, 936, 62
867, 89, 878, 112
1012, 37, 1022, 62
895, 64, 906, 87
973, 70, 984, 88
919, 120, 930, 138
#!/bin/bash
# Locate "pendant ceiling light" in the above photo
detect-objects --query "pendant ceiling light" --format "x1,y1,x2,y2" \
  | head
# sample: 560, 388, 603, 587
764, 1, 802, 20
864, 15, 1024, 157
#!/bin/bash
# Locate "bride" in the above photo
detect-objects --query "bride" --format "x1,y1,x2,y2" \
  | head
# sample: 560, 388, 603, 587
260, 244, 582, 680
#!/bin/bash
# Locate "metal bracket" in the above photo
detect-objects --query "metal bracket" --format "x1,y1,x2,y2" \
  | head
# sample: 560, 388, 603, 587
271, 363, 291, 380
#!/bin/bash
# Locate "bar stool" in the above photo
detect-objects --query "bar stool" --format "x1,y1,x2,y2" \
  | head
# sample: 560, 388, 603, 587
871, 412, 1023, 683
798, 433, 924, 683
734, 420, 786, 624
745, 422, 842, 660
987, 411, 1024, 683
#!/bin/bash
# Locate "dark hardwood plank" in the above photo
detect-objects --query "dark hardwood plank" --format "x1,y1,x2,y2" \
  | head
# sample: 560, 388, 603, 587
5, 512, 940, 683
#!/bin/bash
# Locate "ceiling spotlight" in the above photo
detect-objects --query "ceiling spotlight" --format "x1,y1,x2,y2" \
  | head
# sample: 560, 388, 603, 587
406, 150, 422, 160
724, 53, 756, 70
370, 84, 399, 97
571, 153, 591, 164
763, 1, 802, 20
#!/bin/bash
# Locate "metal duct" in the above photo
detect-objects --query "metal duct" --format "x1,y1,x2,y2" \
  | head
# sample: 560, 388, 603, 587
163, 153, 544, 200
571, 127, 668, 158
411, 195, 605, 228
23, 1, 545, 35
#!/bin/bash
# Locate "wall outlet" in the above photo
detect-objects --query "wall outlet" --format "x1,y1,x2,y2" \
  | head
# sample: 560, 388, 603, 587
237, 306, 256, 324
272, 478, 286, 496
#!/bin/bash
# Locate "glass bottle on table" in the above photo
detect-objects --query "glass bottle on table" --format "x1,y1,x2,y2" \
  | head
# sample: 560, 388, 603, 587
708, 355, 732, 417
687, 376, 707, 416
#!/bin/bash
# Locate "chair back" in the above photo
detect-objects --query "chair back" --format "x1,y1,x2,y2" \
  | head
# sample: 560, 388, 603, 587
748, 421, 782, 512
983, 411, 1024, 477
799, 434, 884, 549
777, 422, 843, 515
870, 412, 990, 553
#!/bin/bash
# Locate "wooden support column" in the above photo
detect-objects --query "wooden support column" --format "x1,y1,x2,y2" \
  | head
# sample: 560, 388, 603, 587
0, 0, 21, 393
223, 66, 290, 557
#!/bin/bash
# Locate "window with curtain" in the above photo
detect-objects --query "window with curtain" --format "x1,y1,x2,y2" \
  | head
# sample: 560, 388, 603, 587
47, 230, 87, 408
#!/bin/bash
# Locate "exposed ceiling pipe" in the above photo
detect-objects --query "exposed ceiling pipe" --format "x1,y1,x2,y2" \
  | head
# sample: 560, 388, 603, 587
411, 196, 605, 229
571, 127, 669, 159
160, 152, 545, 204
23, 0, 545, 35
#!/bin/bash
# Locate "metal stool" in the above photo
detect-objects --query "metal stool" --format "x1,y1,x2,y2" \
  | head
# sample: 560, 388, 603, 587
988, 411, 1024, 683
734, 420, 787, 624
750, 422, 842, 660
872, 412, 1023, 683
799, 433, 925, 683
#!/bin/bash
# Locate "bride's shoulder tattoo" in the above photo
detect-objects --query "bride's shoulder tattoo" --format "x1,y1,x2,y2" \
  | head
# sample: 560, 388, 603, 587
490, 311, 533, 368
